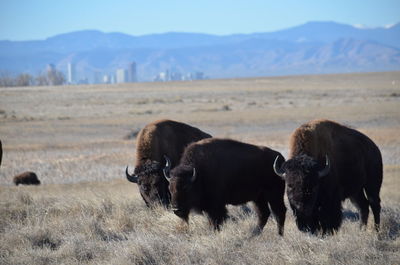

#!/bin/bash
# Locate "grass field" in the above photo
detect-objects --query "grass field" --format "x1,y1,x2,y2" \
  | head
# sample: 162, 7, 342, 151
0, 71, 399, 264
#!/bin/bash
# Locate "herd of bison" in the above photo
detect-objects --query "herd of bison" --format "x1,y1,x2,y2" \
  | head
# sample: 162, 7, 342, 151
3, 118, 383, 236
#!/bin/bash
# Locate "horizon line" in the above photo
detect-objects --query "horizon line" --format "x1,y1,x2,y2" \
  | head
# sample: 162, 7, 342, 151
1, 20, 398, 42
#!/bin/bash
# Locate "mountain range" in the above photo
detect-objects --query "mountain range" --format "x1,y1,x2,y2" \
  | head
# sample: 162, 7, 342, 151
0, 21, 399, 81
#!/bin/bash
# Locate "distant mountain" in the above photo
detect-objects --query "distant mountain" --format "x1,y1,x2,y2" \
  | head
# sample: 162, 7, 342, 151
251, 21, 400, 48
0, 21, 399, 81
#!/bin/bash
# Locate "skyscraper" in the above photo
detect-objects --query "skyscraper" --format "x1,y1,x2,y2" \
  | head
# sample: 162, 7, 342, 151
127, 62, 137, 82
67, 63, 76, 84
116, 68, 127, 83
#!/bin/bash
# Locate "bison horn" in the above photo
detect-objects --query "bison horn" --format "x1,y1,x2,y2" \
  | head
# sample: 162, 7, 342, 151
163, 155, 172, 182
273, 155, 286, 179
318, 155, 330, 178
190, 167, 197, 182
125, 166, 138, 183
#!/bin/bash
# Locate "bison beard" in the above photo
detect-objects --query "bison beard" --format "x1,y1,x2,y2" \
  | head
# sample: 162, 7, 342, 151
274, 119, 383, 235
164, 138, 286, 235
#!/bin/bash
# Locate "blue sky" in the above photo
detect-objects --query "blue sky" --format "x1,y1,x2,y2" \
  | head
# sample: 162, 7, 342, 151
0, 0, 399, 41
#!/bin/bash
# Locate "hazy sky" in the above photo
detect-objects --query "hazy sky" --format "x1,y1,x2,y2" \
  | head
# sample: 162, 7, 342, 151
0, 0, 399, 41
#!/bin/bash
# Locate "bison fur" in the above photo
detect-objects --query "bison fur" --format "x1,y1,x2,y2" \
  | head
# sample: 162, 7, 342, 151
274, 119, 383, 235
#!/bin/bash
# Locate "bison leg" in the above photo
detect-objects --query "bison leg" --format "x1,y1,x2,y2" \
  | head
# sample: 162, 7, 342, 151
365, 191, 381, 231
350, 190, 370, 228
370, 200, 381, 232
252, 198, 271, 235
206, 206, 228, 231
370, 199, 381, 232
268, 196, 286, 236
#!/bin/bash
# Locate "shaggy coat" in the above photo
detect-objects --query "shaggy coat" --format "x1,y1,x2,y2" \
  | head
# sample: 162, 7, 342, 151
275, 119, 382, 234
165, 138, 286, 235
13, 171, 41, 185
126, 119, 211, 207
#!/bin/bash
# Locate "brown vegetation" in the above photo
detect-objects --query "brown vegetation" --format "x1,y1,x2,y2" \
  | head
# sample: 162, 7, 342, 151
0, 71, 399, 264
0, 69, 65, 87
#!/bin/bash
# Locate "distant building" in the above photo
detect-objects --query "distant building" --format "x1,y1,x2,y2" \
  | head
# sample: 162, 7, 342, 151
67, 63, 76, 84
116, 68, 127, 83
77, 78, 89, 85
103, 74, 110, 84
170, 72, 182, 81
110, 74, 116, 84
47, 64, 56, 73
93, 71, 102, 84
153, 70, 205, 82
153, 72, 167, 82
127, 62, 137, 82
194, 72, 204, 80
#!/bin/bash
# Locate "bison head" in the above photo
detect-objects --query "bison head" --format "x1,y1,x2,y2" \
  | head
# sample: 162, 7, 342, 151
163, 156, 196, 222
274, 154, 330, 219
126, 160, 170, 207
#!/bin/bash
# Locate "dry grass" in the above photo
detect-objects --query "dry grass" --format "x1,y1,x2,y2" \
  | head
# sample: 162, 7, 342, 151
0, 71, 399, 264
0, 179, 399, 265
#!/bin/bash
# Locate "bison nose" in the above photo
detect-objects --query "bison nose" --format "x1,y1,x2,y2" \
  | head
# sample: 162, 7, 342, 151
173, 208, 185, 217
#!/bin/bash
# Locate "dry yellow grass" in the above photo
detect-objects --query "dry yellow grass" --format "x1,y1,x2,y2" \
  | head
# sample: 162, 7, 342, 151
0, 71, 399, 264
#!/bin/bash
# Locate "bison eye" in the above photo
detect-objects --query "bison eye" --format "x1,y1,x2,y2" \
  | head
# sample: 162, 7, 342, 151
141, 185, 150, 192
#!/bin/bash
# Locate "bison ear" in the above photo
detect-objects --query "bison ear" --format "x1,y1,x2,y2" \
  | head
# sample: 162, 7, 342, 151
318, 155, 330, 178
126, 166, 138, 183
273, 155, 286, 179
163, 155, 172, 182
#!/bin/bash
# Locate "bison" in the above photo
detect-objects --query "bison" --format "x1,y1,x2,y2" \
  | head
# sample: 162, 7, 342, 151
273, 119, 382, 235
125, 119, 212, 207
163, 138, 286, 235
13, 171, 41, 186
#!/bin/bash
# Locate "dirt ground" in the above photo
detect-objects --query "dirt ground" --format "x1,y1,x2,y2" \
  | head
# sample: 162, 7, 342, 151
1, 71, 399, 187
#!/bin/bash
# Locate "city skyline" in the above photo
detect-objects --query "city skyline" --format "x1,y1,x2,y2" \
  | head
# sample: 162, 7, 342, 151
1, 20, 398, 84
66, 62, 138, 84
1, 1, 399, 41
62, 61, 204, 84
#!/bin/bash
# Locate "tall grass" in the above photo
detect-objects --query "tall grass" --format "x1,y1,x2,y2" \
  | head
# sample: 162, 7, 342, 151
0, 180, 398, 265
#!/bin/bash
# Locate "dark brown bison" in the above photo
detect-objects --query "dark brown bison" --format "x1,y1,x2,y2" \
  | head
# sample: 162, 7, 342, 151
163, 138, 286, 235
273, 119, 382, 235
125, 119, 212, 207
13, 171, 41, 186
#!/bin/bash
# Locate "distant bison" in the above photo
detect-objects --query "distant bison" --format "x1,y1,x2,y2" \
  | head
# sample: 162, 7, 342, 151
125, 119, 212, 207
164, 138, 286, 235
13, 171, 41, 186
274, 119, 382, 234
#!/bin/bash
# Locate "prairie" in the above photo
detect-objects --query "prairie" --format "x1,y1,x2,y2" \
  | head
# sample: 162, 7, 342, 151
0, 71, 399, 264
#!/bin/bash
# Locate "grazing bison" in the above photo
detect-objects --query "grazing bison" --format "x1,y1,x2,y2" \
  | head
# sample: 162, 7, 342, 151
13, 171, 41, 185
273, 119, 382, 234
164, 138, 286, 235
125, 119, 212, 207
